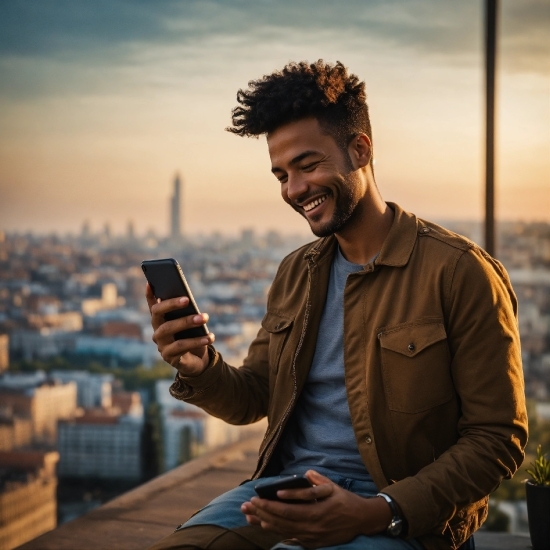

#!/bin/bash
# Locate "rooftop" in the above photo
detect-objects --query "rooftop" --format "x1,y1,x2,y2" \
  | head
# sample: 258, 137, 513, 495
16, 434, 532, 550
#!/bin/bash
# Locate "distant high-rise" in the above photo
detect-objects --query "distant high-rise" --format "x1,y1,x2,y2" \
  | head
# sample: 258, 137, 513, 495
170, 173, 182, 239
126, 220, 135, 241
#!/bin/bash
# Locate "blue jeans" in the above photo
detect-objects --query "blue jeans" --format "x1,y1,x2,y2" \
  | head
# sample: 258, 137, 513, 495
181, 475, 424, 550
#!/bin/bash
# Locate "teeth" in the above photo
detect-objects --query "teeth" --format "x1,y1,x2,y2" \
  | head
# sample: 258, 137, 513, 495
303, 195, 327, 212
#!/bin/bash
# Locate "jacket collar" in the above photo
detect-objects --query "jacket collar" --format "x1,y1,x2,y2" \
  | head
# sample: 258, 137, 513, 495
303, 202, 418, 268
376, 202, 418, 267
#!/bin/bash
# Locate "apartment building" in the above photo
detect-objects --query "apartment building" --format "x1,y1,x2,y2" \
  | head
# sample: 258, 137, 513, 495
57, 402, 143, 480
0, 450, 59, 550
0, 379, 77, 445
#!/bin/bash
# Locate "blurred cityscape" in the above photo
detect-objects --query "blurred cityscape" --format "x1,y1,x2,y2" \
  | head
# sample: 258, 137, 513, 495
0, 214, 549, 547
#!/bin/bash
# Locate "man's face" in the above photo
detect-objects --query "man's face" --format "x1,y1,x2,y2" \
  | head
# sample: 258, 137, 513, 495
267, 117, 367, 238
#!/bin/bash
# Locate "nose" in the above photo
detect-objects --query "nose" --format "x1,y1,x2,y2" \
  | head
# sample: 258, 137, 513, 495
284, 172, 309, 203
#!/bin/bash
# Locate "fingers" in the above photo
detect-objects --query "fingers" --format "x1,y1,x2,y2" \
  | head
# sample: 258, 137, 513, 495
250, 497, 313, 521
241, 502, 262, 526
159, 332, 215, 366
152, 308, 209, 346
146, 288, 214, 376
249, 498, 312, 538
244, 514, 262, 526
150, 295, 191, 317
276, 471, 333, 502
304, 470, 331, 486
146, 286, 187, 320
145, 284, 157, 312
150, 296, 189, 330
153, 312, 209, 341
276, 486, 315, 502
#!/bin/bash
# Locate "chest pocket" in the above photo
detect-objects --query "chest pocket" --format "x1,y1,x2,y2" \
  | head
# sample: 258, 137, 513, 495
261, 311, 294, 375
378, 321, 453, 413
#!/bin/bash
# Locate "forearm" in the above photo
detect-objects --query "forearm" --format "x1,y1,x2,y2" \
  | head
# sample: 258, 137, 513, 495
170, 344, 270, 425
383, 425, 526, 537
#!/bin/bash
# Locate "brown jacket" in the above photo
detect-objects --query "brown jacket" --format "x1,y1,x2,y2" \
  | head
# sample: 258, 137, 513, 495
171, 203, 528, 549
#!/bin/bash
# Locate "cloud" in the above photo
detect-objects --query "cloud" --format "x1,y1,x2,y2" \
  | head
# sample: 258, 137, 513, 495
0, 0, 546, 120
0, 0, 546, 73
0, 0, 180, 57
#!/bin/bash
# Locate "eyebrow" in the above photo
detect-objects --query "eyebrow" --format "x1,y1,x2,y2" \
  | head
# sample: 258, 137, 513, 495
271, 150, 319, 174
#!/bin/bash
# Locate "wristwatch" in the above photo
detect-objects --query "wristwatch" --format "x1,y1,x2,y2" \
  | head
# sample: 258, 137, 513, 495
376, 492, 404, 537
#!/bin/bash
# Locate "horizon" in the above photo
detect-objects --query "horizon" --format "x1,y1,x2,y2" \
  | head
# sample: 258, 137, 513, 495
2, 216, 548, 242
1, 0, 548, 236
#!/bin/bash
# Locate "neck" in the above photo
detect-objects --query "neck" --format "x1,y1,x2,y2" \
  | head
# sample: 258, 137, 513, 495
335, 177, 394, 265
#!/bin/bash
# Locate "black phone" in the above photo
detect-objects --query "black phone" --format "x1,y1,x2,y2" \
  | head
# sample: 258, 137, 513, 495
254, 475, 313, 502
141, 258, 209, 340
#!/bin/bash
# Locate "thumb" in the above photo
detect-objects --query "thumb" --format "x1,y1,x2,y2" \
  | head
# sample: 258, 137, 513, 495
305, 469, 332, 486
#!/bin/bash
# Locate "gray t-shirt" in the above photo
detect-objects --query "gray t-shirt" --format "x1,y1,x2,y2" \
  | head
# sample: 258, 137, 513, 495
279, 246, 374, 481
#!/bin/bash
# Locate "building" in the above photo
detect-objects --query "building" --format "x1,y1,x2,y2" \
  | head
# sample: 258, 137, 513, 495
170, 172, 182, 239
154, 380, 243, 471
0, 450, 59, 550
57, 396, 144, 480
0, 412, 32, 452
112, 391, 143, 418
8, 329, 77, 362
99, 320, 142, 340
26, 310, 83, 332
50, 370, 113, 409
0, 377, 77, 445
0, 334, 8, 372
72, 335, 158, 367
81, 282, 122, 316
162, 409, 205, 471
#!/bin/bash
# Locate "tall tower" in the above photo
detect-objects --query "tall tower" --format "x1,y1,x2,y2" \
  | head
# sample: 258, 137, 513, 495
170, 173, 182, 239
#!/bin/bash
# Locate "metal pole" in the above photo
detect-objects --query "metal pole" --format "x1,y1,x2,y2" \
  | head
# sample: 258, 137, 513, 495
484, 0, 498, 256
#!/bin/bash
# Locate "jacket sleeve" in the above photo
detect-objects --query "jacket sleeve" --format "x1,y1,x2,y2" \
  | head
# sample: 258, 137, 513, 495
168, 325, 271, 425
383, 247, 528, 539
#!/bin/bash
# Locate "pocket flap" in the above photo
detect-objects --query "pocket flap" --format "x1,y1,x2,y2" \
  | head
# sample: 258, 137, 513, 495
379, 322, 447, 357
261, 311, 294, 333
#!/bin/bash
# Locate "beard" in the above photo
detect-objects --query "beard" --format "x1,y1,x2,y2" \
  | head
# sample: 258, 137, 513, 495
304, 176, 363, 238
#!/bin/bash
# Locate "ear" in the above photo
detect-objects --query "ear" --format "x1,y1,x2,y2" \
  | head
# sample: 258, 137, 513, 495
348, 134, 372, 169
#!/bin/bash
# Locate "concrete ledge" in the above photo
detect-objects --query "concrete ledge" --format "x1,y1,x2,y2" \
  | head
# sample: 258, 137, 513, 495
16, 433, 263, 550
16, 434, 533, 549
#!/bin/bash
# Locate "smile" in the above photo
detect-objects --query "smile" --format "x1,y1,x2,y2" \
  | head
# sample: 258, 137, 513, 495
303, 195, 328, 212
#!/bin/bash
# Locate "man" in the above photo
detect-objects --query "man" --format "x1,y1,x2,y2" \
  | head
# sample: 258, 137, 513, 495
147, 61, 527, 550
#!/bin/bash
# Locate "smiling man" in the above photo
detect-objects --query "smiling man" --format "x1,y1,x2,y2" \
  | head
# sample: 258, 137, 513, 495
147, 61, 527, 550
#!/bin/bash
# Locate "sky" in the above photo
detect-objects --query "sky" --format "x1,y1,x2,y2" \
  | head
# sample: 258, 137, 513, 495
0, 0, 548, 237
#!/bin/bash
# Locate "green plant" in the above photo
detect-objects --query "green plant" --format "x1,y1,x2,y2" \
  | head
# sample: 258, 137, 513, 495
526, 445, 550, 486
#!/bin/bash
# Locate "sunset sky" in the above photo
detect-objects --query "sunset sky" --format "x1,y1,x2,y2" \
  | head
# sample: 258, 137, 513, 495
0, 0, 548, 237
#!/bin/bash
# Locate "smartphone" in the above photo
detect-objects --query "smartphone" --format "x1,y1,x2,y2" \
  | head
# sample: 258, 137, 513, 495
141, 258, 209, 340
254, 475, 313, 502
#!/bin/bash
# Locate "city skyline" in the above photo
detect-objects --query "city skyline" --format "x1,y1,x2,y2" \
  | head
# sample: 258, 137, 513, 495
0, 0, 548, 236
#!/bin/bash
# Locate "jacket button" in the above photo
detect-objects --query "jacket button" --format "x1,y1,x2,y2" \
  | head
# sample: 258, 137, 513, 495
421, 227, 430, 233
365, 435, 372, 444
408, 343, 415, 352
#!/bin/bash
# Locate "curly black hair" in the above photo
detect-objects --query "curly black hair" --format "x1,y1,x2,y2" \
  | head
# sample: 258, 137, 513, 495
227, 60, 372, 153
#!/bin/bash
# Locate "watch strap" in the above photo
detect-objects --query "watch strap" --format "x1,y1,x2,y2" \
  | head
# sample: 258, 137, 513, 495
376, 492, 403, 537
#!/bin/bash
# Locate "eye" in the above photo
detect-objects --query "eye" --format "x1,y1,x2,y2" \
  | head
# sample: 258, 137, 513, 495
301, 161, 319, 172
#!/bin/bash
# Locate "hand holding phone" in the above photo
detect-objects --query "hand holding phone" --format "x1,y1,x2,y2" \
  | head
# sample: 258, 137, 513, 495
254, 475, 314, 503
143, 258, 214, 376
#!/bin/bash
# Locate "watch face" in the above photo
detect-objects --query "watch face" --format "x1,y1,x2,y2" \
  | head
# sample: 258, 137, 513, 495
388, 517, 403, 537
